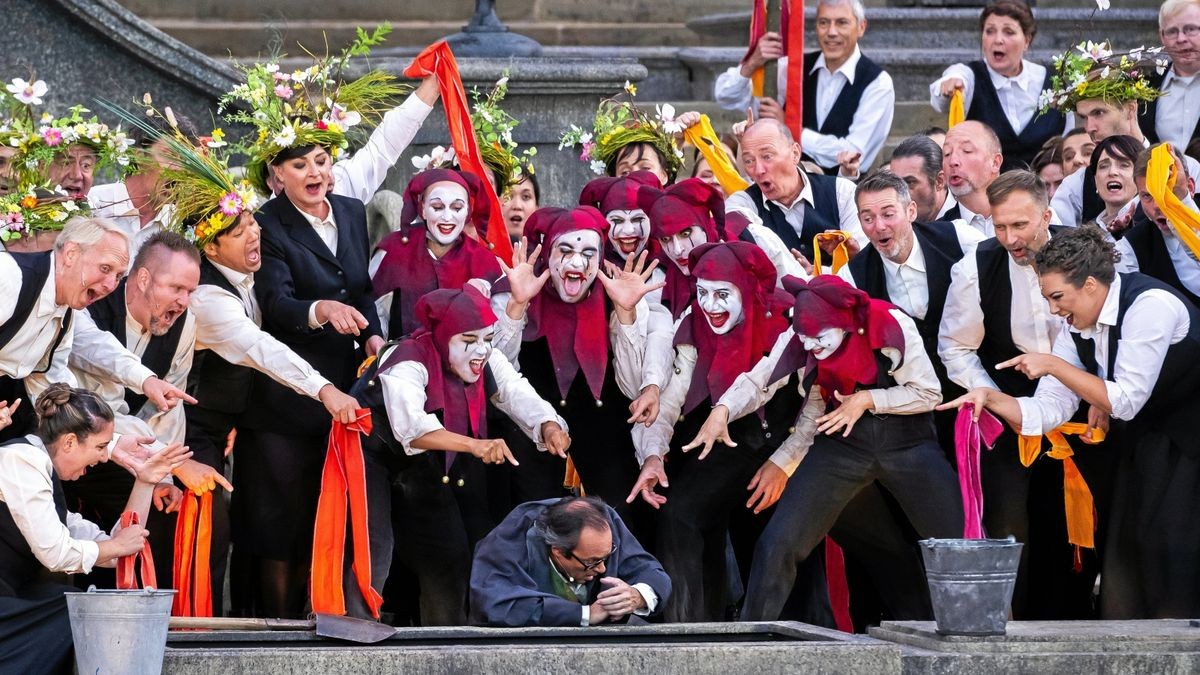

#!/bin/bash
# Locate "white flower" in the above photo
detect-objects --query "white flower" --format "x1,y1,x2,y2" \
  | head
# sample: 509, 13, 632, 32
1100, 66, 1111, 79
589, 160, 606, 175
411, 153, 433, 171
6, 78, 47, 106
1096, 0, 1110, 9
63, 200, 78, 212
579, 132, 593, 144
322, 101, 361, 129
273, 125, 296, 147
656, 103, 683, 134
1157, 57, 1170, 75
292, 70, 308, 83
265, 63, 279, 73
495, 75, 509, 88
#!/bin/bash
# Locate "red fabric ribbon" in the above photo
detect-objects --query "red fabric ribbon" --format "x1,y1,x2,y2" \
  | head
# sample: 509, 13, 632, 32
311, 411, 382, 619
784, 0, 804, 139
405, 41, 514, 266
824, 537, 852, 633
172, 490, 213, 617
954, 403, 1004, 538
115, 510, 156, 590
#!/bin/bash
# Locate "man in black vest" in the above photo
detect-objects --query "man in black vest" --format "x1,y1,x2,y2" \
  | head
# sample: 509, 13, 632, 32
943, 121, 1005, 237
64, 231, 231, 585
713, 0, 895, 175
938, 171, 1109, 619
888, 134, 961, 222
1138, 0, 1200, 151
1120, 144, 1200, 307
726, 119, 865, 268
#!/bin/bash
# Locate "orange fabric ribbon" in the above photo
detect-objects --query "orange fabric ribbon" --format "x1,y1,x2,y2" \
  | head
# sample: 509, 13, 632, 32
311, 411, 382, 618
948, 90, 966, 128
1018, 423, 1102, 550
115, 510, 156, 589
812, 230, 851, 274
563, 455, 582, 492
172, 490, 213, 617
404, 41, 514, 266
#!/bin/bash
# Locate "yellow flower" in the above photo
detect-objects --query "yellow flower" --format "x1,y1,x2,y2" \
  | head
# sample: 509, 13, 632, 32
624, 81, 637, 96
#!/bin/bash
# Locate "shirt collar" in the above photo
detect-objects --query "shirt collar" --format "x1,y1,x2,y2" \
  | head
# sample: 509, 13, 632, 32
880, 233, 926, 275
209, 259, 254, 292
125, 305, 148, 343
547, 555, 585, 592
298, 200, 336, 229
810, 46, 862, 84
1164, 68, 1199, 89
1072, 274, 1121, 340
986, 60, 1038, 92
763, 169, 816, 212
936, 192, 959, 219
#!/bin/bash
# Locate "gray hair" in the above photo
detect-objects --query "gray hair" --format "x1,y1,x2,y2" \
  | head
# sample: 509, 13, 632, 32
856, 171, 913, 208
890, 135, 943, 185
819, 0, 866, 23
533, 496, 611, 552
54, 216, 128, 252
745, 118, 796, 145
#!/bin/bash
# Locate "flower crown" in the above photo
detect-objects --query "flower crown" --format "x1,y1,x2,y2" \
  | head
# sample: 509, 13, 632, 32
219, 24, 408, 195
1, 77, 135, 186
1040, 41, 1166, 113
559, 81, 683, 177
410, 74, 537, 193
97, 98, 260, 249
0, 185, 86, 242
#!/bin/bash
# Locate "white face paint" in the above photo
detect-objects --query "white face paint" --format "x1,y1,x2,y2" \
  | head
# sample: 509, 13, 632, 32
798, 327, 848, 360
659, 227, 709, 275
422, 181, 470, 246
606, 209, 649, 260
447, 326, 495, 384
695, 278, 744, 335
548, 229, 602, 304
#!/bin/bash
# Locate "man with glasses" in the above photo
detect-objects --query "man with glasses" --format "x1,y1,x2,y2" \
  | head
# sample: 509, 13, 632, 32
1141, 0, 1200, 150
470, 496, 671, 627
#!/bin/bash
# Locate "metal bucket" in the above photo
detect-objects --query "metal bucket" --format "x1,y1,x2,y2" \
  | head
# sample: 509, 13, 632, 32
65, 586, 177, 674
920, 537, 1023, 636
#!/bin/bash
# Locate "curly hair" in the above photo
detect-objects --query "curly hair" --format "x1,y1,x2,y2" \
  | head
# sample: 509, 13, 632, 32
1034, 225, 1119, 286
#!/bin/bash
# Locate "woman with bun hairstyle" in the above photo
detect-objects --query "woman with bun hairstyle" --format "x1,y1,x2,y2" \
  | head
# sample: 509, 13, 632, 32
0, 383, 189, 675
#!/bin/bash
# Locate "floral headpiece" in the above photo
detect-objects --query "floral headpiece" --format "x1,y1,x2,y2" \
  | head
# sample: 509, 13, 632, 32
2, 77, 135, 187
1040, 41, 1166, 113
410, 73, 536, 194
97, 98, 260, 249
559, 81, 684, 178
219, 24, 408, 195
0, 185, 85, 243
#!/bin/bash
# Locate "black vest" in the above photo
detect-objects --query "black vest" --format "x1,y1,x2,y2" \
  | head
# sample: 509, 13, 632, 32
938, 203, 963, 222
1070, 272, 1200, 455
0, 438, 68, 597
0, 251, 74, 364
848, 222, 966, 394
801, 50, 885, 175
975, 237, 1043, 396
745, 173, 841, 262
1121, 221, 1200, 308
86, 278, 189, 415
187, 258, 253, 415
965, 60, 1066, 172
1138, 68, 1200, 146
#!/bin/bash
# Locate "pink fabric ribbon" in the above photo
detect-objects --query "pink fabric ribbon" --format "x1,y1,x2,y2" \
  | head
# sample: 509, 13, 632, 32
954, 403, 1003, 538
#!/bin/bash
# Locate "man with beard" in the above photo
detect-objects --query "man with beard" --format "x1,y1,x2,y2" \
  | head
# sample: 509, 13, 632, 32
888, 134, 961, 222
939, 170, 1110, 618
64, 231, 231, 585
942, 121, 1005, 236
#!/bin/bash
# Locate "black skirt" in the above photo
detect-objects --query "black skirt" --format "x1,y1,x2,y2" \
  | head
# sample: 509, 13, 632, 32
0, 581, 75, 675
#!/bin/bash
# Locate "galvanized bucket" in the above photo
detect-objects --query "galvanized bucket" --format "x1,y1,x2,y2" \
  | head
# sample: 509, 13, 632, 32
920, 537, 1023, 636
65, 586, 177, 674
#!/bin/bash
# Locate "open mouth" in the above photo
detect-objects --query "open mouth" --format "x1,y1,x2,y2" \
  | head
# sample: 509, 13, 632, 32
615, 236, 640, 254
674, 258, 691, 272
947, 173, 966, 187
991, 49, 1007, 61
84, 288, 99, 304
304, 180, 323, 198
509, 214, 524, 227
1008, 247, 1026, 261
706, 311, 729, 329
246, 246, 261, 265
875, 235, 893, 249
436, 222, 458, 237
561, 270, 587, 296
469, 358, 485, 375
1064, 312, 1075, 326
1104, 180, 1126, 195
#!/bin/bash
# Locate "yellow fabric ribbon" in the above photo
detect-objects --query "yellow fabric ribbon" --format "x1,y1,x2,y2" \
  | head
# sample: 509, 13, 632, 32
1146, 143, 1200, 261
812, 230, 852, 274
1018, 423, 1103, 550
948, 90, 966, 128
683, 114, 751, 196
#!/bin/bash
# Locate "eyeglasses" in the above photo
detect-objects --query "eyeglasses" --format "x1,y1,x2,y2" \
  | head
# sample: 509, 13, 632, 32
1162, 24, 1200, 39
567, 545, 617, 572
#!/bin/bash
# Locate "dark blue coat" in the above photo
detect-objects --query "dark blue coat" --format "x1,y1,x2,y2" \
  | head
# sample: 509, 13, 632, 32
469, 498, 671, 627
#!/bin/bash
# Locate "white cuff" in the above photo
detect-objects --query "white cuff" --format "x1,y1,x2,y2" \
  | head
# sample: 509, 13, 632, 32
307, 302, 324, 329
633, 582, 658, 615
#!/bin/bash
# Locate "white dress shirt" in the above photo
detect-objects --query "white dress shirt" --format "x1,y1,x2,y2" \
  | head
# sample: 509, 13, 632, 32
936, 193, 960, 220
1155, 69, 1200, 152
712, 48, 895, 171
297, 202, 339, 330
725, 171, 867, 254
1052, 153, 1200, 226
0, 435, 112, 575
87, 181, 175, 258
1115, 203, 1200, 297
938, 242, 1065, 391
716, 311, 942, 475
837, 221, 986, 320
929, 60, 1047, 135
331, 95, 436, 204
190, 262, 330, 399
377, 346, 566, 455
71, 305, 196, 448
1016, 275, 1190, 434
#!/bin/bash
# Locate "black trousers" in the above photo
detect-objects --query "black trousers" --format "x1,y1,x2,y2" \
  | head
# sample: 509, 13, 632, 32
230, 429, 325, 562
741, 412, 963, 621
0, 581, 76, 675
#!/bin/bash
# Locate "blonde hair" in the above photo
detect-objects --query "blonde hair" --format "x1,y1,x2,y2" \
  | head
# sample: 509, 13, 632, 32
1160, 0, 1200, 27
53, 216, 128, 252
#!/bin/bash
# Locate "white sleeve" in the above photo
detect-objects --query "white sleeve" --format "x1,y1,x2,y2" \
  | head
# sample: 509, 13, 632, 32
1105, 290, 1190, 421
0, 446, 101, 574
1050, 169, 1085, 226
139, 314, 195, 447
57, 310, 155, 393
834, 177, 868, 248
489, 291, 525, 366
609, 302, 651, 400
747, 223, 807, 280
929, 63, 975, 113
1015, 329, 1087, 435
938, 254, 1001, 391
191, 286, 330, 398
331, 95, 435, 204
768, 385, 823, 476
0, 254, 19, 325
716, 330, 798, 421
631, 345, 695, 466
640, 291, 676, 392
378, 360, 441, 456
487, 349, 568, 450
369, 249, 392, 340
800, 72, 895, 171
868, 310, 943, 414
1114, 237, 1140, 274
714, 66, 755, 112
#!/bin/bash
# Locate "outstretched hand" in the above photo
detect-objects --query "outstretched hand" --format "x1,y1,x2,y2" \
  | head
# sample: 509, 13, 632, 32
499, 237, 549, 307
746, 461, 787, 514
626, 455, 669, 509
935, 388, 993, 421
134, 442, 193, 485
597, 250, 665, 317
628, 384, 661, 427
681, 405, 736, 460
